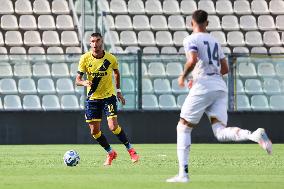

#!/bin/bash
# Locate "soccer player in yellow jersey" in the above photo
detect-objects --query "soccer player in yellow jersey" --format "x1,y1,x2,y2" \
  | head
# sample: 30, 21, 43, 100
75, 32, 139, 166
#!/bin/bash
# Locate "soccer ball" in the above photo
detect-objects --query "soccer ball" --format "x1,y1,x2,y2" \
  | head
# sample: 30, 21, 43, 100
63, 150, 80, 167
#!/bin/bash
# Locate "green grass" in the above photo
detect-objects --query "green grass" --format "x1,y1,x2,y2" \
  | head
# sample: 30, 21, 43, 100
0, 144, 284, 189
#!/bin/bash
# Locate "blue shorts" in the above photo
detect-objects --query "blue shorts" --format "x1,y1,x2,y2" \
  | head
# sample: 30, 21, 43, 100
85, 95, 118, 122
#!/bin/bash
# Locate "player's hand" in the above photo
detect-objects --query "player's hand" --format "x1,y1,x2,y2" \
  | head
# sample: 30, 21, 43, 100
83, 80, 92, 87
178, 75, 185, 88
117, 92, 126, 105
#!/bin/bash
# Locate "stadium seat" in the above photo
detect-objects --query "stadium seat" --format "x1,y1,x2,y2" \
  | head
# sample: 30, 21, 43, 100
160, 47, 177, 54
198, 0, 216, 14
1, 15, 18, 30
245, 79, 263, 95
18, 78, 37, 94
145, 0, 163, 14
251, 95, 269, 111
222, 47, 231, 54
166, 63, 183, 78
153, 78, 171, 94
270, 47, 284, 54
275, 63, 284, 77
245, 31, 263, 46
24, 31, 42, 46
251, 0, 269, 14
0, 63, 13, 78
240, 15, 258, 31
51, 63, 69, 78
142, 78, 153, 94
180, 0, 196, 14
128, 0, 145, 14
79, 15, 95, 31
142, 94, 159, 110
74, 0, 92, 14
52, 0, 69, 14
150, 15, 168, 30
120, 62, 132, 77
110, 0, 127, 14
138, 31, 155, 46
236, 79, 245, 94
143, 46, 159, 54
251, 47, 267, 54
122, 94, 136, 110
61, 31, 79, 46
210, 31, 227, 46
133, 15, 150, 30
263, 78, 281, 95
115, 15, 132, 30
258, 15, 275, 31
9, 47, 28, 63
156, 31, 173, 46
236, 94, 251, 111
19, 15, 37, 30
173, 31, 189, 46
270, 95, 284, 110
4, 95, 22, 110
14, 63, 32, 78
124, 46, 140, 53
0, 78, 18, 94
0, 32, 4, 46
207, 16, 222, 30
222, 15, 239, 30
163, 0, 180, 15
216, 0, 233, 14
56, 78, 74, 94
234, 0, 251, 14
65, 47, 81, 62
42, 95, 60, 110
61, 95, 80, 110
42, 31, 60, 46
70, 63, 78, 77
233, 47, 249, 54
37, 78, 56, 94
104, 31, 120, 46
46, 47, 65, 62
168, 15, 186, 31
120, 31, 137, 46
177, 94, 187, 108
28, 47, 46, 62
276, 16, 284, 30
0, 0, 13, 14
38, 15, 56, 30
227, 31, 245, 46
257, 63, 276, 77
33, 0, 51, 14
172, 78, 189, 94
185, 16, 193, 31
269, 0, 284, 14
56, 15, 74, 30
5, 31, 23, 46
75, 86, 84, 95
159, 94, 177, 110
148, 62, 166, 77
121, 78, 135, 94
98, 15, 115, 30
23, 95, 42, 110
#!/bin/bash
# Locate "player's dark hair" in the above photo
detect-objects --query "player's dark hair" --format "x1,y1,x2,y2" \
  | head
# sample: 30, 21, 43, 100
192, 10, 208, 25
90, 32, 102, 38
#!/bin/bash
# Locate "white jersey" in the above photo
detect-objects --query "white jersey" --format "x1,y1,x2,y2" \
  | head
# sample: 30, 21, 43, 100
183, 32, 227, 95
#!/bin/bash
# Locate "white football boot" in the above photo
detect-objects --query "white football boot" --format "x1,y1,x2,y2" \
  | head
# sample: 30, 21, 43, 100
249, 128, 272, 155
166, 175, 190, 183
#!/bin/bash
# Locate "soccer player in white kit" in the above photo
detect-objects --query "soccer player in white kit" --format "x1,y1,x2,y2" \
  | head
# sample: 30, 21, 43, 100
166, 10, 272, 183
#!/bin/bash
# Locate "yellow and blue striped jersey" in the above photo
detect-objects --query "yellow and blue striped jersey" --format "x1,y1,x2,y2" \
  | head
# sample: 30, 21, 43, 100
78, 51, 118, 99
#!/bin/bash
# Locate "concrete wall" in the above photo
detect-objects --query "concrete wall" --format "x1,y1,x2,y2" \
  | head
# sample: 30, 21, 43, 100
0, 111, 283, 144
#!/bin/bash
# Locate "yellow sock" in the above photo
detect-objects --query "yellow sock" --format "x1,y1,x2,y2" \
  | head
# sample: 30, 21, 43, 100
92, 131, 102, 139
112, 125, 122, 135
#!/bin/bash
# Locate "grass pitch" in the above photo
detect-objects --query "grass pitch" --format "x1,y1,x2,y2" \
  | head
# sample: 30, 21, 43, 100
0, 144, 283, 189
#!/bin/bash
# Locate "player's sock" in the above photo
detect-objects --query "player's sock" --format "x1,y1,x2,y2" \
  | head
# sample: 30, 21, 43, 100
93, 131, 112, 153
112, 125, 132, 150
177, 122, 192, 177
212, 122, 251, 142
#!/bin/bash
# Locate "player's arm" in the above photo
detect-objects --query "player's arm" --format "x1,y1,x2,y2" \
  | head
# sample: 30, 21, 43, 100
75, 72, 92, 87
220, 58, 229, 75
178, 51, 198, 87
113, 69, 125, 105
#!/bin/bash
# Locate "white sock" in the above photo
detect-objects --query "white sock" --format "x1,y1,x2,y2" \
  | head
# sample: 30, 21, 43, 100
177, 122, 192, 177
212, 122, 251, 142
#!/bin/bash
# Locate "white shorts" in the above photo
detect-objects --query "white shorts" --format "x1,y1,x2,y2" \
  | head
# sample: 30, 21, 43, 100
180, 90, 228, 125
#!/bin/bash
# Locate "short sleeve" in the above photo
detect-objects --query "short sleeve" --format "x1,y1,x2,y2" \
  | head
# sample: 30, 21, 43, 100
183, 36, 198, 53
78, 54, 86, 73
218, 43, 225, 59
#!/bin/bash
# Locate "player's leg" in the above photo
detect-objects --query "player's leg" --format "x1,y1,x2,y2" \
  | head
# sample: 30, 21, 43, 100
167, 93, 209, 183
104, 95, 139, 162
85, 99, 117, 165
207, 91, 272, 154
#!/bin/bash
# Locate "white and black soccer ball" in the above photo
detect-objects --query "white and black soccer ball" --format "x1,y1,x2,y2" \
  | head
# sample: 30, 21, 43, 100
63, 150, 80, 167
